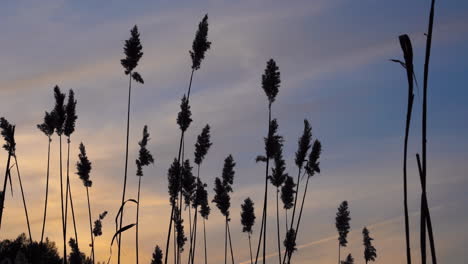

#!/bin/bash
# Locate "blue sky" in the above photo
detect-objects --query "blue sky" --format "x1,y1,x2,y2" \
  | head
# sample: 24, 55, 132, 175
0, 0, 467, 263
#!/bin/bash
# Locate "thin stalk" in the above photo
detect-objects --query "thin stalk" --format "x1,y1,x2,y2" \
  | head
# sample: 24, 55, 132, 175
227, 221, 235, 264
338, 243, 340, 264
285, 210, 288, 233
59, 135, 67, 264
248, 234, 253, 264
224, 219, 227, 264
417, 154, 437, 264
421, 1, 435, 263
67, 179, 78, 245
65, 138, 78, 246
13, 156, 32, 242
136, 176, 142, 264
203, 218, 207, 264
275, 188, 281, 264
288, 175, 311, 264
40, 137, 52, 243
188, 164, 201, 264
118, 73, 132, 264
0, 126, 14, 232
255, 106, 272, 264
86, 187, 95, 264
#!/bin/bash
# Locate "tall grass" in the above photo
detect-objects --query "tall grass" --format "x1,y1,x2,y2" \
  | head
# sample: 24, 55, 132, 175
164, 14, 211, 264
240, 198, 256, 264
335, 201, 350, 264
0, 118, 15, 233
362, 227, 377, 264
213, 155, 235, 264
76, 143, 94, 263
37, 110, 56, 243
135, 125, 155, 264
64, 89, 79, 247
118, 24, 144, 264
254, 59, 281, 264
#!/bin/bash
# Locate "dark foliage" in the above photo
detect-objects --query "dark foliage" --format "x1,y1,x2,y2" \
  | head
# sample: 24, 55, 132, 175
362, 227, 377, 263
167, 159, 181, 206
52, 86, 66, 136
190, 14, 211, 70
342, 254, 354, 264
212, 177, 230, 217
177, 95, 192, 132
93, 211, 108, 237
264, 119, 283, 159
76, 143, 92, 187
240, 198, 256, 234
136, 125, 154, 176
121, 25, 143, 75
261, 59, 280, 106
221, 155, 235, 192
132, 72, 144, 84
281, 176, 296, 210
68, 238, 91, 264
0, 234, 61, 264
283, 228, 297, 254
305, 140, 322, 177
270, 145, 287, 188
194, 124, 212, 165
37, 111, 56, 138
336, 201, 351, 247
174, 207, 187, 252
0, 117, 15, 153
181, 159, 196, 206
64, 89, 78, 137
295, 120, 312, 169
151, 245, 163, 264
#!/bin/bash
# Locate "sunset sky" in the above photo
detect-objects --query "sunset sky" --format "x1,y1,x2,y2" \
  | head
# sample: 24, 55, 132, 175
0, 0, 468, 263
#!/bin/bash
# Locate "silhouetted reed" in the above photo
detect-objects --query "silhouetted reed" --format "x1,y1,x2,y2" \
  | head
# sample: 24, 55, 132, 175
76, 143, 94, 263
164, 14, 211, 264
213, 155, 235, 264
280, 176, 295, 232
118, 24, 144, 264
37, 110, 56, 243
336, 201, 351, 264
64, 89, 79, 248
342, 254, 354, 264
286, 140, 321, 264
240, 198, 256, 264
135, 125, 154, 264
0, 118, 16, 233
188, 125, 212, 264
254, 59, 281, 264
362, 227, 377, 264
52, 85, 68, 263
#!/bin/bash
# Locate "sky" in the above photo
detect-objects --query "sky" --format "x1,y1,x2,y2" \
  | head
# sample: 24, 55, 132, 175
0, 0, 467, 263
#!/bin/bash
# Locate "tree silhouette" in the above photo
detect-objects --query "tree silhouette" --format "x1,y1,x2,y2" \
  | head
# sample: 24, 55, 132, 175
188, 125, 212, 264
135, 126, 154, 264
68, 238, 92, 264
241, 198, 256, 264
37, 110, 56, 244
341, 254, 354, 264
0, 234, 62, 264
76, 143, 95, 263
0, 118, 16, 234
255, 60, 281, 264
151, 245, 163, 264
362, 227, 377, 264
64, 89, 79, 249
336, 201, 351, 264
118, 24, 144, 264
